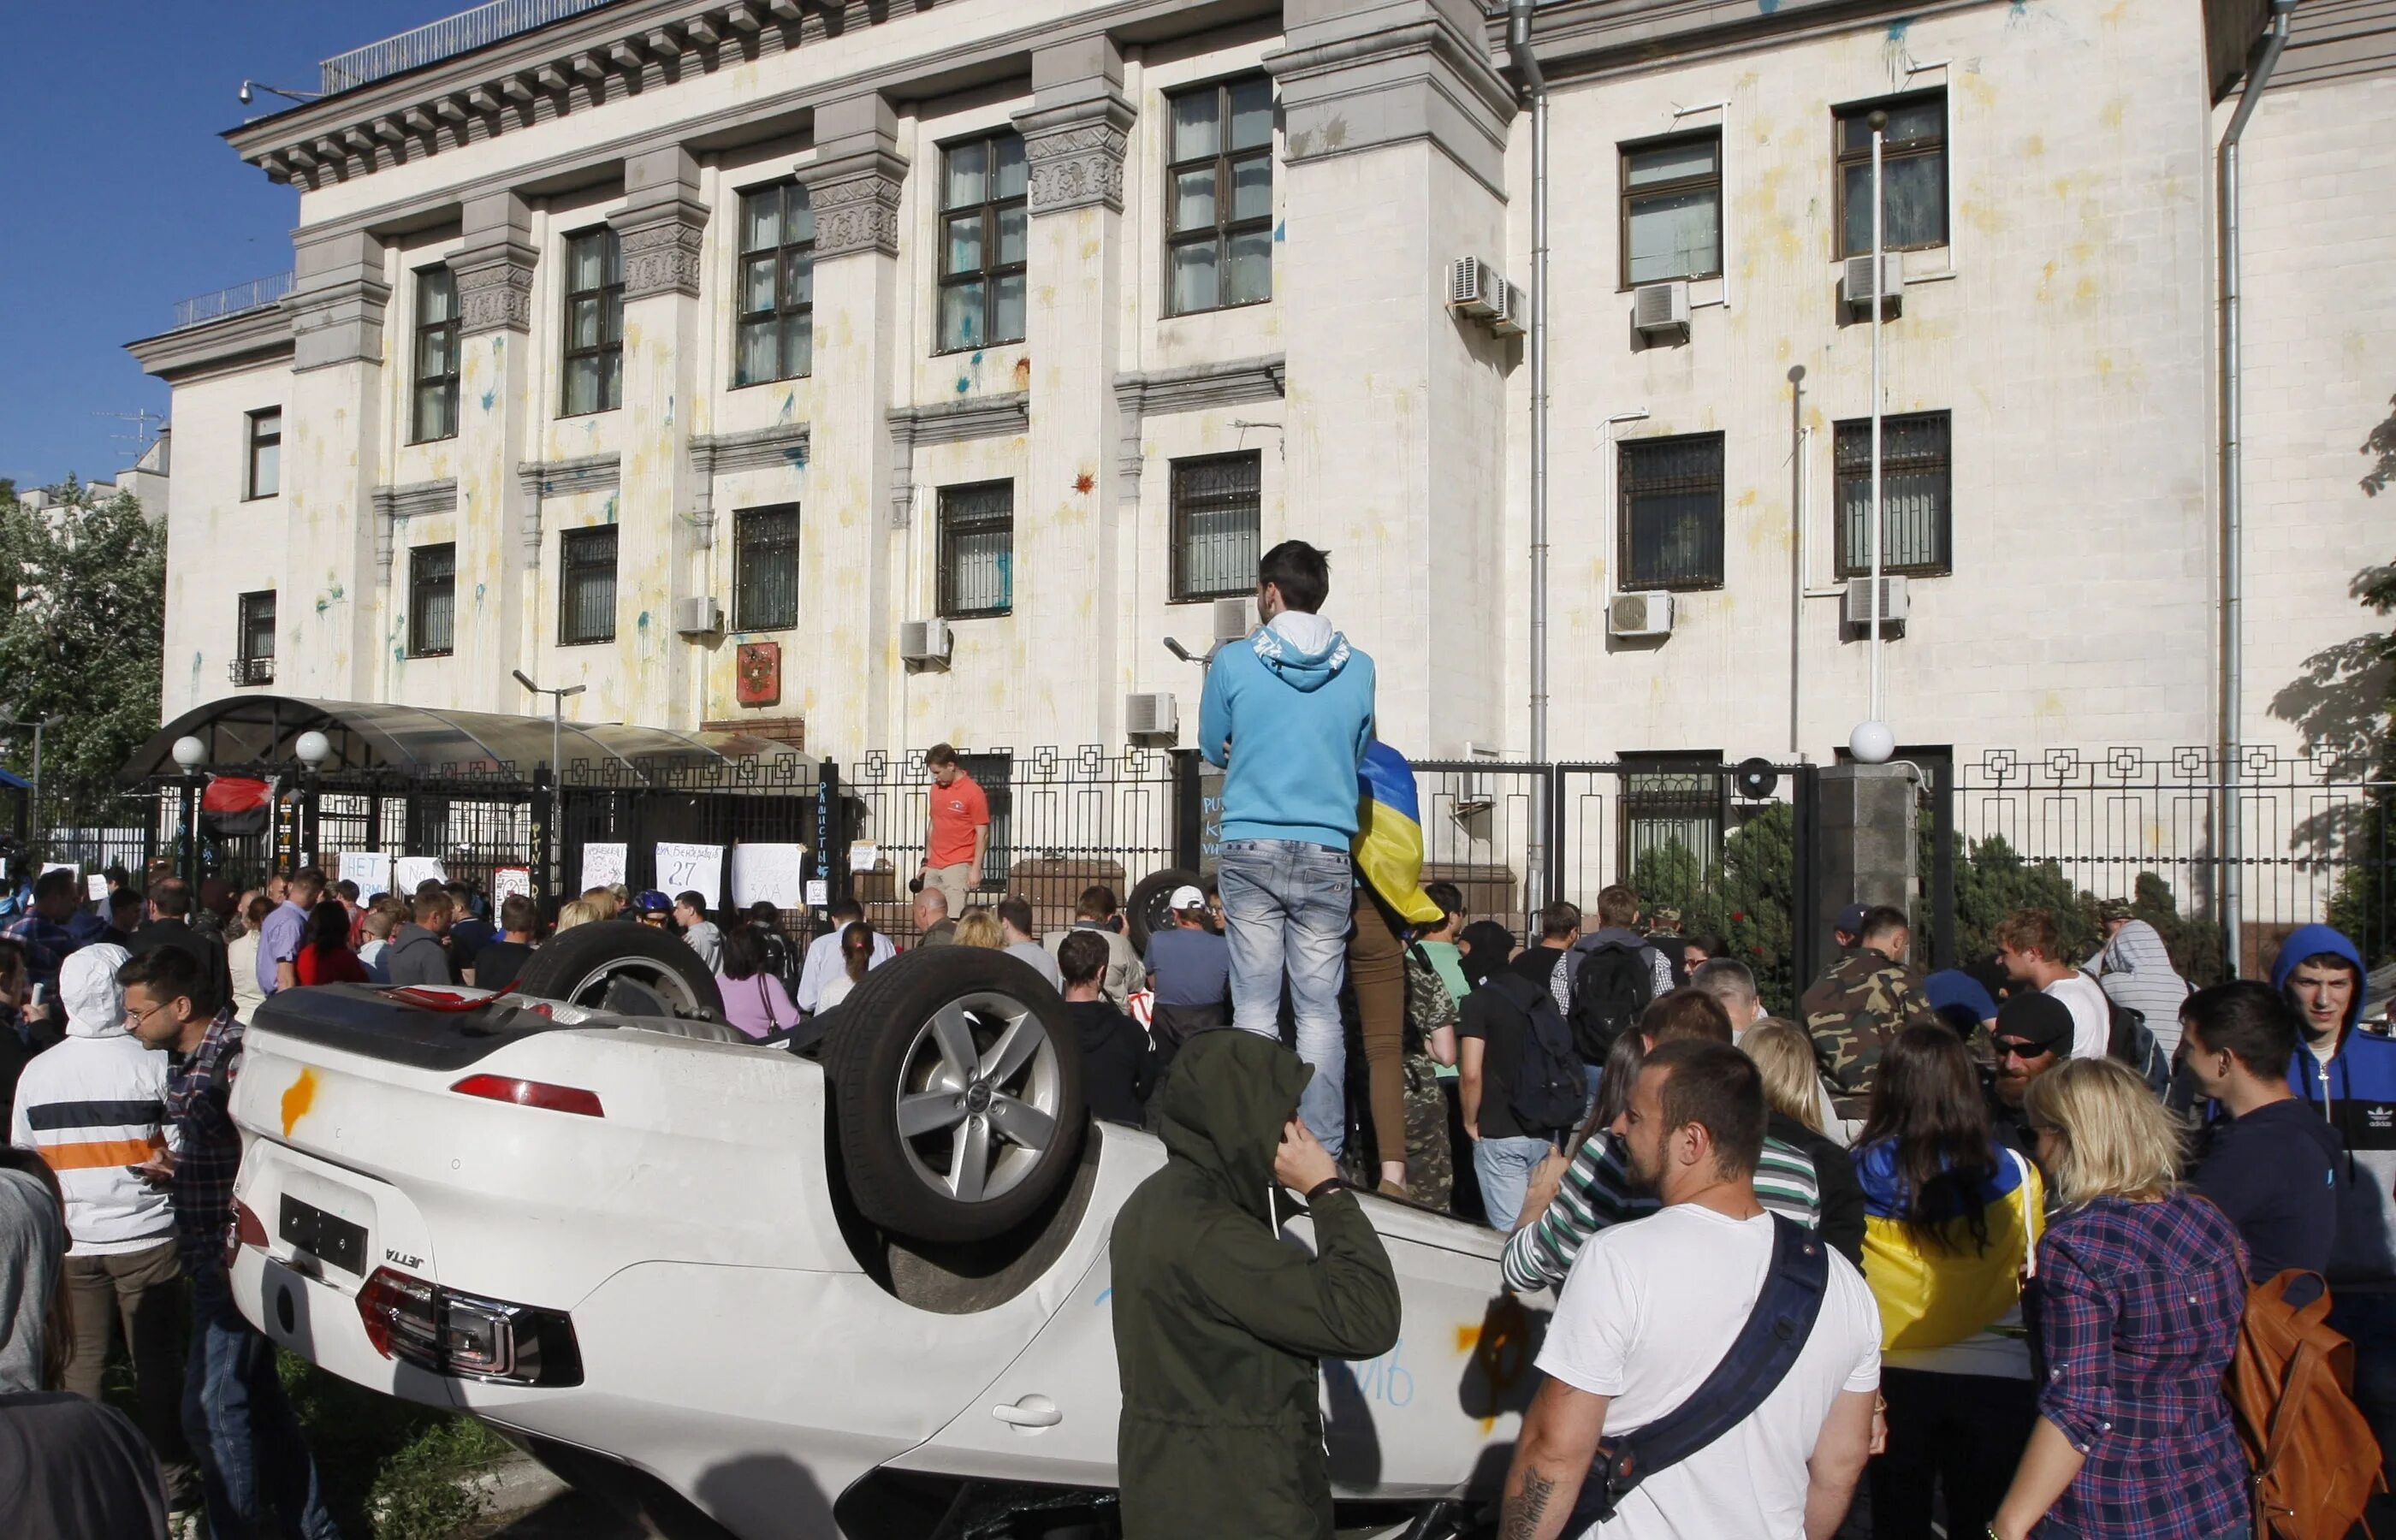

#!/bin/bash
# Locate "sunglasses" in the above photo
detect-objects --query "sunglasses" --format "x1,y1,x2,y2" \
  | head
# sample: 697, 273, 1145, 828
1990, 1038, 2056, 1061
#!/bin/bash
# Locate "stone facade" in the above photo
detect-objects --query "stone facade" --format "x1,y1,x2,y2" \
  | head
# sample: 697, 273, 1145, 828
127, 0, 2387, 785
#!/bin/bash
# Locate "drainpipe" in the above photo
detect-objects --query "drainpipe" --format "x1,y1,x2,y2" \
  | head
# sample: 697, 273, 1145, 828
1509, 0, 1550, 925
2220, 0, 2295, 979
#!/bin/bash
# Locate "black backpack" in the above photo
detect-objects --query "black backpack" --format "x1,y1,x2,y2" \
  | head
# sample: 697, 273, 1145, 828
2106, 998, 2170, 1094
1569, 942, 1655, 1065
1486, 972, 1586, 1135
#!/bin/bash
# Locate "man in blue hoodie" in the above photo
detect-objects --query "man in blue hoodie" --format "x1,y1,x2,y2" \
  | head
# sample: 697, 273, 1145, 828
2273, 921, 2396, 1478
1198, 540, 1376, 1156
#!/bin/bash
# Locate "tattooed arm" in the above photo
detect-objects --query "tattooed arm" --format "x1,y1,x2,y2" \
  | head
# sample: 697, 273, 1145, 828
1499, 1377, 1608, 1540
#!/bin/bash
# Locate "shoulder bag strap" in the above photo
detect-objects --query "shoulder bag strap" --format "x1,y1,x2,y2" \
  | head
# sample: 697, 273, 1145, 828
1576, 1214, 1832, 1525
759, 974, 780, 1032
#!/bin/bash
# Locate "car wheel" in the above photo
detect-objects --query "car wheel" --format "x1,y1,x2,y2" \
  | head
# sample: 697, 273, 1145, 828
824, 947, 1086, 1245
509, 921, 724, 1018
1125, 867, 1202, 955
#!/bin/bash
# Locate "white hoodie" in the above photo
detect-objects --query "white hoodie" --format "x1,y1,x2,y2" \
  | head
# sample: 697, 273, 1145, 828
7, 945, 176, 1257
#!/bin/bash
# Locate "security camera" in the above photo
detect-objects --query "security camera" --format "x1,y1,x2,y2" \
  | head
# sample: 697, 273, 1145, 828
238, 80, 254, 105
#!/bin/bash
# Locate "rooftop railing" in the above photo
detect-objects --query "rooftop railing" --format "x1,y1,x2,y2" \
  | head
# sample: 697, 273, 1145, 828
319, 0, 622, 94
170, 272, 295, 332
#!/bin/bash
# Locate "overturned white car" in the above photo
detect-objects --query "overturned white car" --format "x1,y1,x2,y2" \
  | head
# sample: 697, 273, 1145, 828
226, 927, 1542, 1538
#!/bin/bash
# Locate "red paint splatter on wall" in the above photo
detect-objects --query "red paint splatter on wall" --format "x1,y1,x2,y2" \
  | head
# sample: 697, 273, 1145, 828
1073, 472, 1095, 495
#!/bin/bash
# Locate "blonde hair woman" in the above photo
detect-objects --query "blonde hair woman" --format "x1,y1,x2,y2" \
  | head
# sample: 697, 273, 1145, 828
552, 899, 599, 934
1989, 1057, 2250, 1540
952, 908, 1004, 951
1738, 1017, 1865, 1265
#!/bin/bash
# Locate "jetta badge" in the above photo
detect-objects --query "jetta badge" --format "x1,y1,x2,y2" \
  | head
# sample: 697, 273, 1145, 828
385, 1248, 423, 1270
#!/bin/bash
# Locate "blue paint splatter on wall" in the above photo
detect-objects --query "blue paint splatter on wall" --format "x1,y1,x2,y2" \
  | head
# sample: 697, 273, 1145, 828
604, 495, 619, 524
1758, 0, 1779, 12
1887, 15, 1913, 38
956, 376, 972, 394
1274, 219, 1286, 242
782, 444, 809, 470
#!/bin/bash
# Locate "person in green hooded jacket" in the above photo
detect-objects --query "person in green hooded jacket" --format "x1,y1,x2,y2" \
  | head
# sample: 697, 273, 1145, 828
1110, 1028, 1403, 1538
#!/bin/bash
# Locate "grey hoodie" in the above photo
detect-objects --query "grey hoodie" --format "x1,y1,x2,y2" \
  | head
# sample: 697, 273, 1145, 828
2085, 920, 2192, 1056
384, 924, 454, 987
0, 1168, 62, 1394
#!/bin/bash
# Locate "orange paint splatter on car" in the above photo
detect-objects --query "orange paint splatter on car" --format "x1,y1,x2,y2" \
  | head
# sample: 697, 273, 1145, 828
281, 1068, 317, 1137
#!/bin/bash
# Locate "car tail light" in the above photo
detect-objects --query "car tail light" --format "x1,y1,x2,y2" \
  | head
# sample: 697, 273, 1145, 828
225, 1199, 269, 1269
356, 1267, 582, 1387
449, 1074, 604, 1118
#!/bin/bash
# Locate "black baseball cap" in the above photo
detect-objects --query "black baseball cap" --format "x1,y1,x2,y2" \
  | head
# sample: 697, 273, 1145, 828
1835, 903, 1871, 937
1991, 992, 2074, 1057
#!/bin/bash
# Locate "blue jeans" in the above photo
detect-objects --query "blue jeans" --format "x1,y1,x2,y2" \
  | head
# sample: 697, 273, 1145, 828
185, 1262, 341, 1540
2332, 1289, 2396, 1484
1216, 838, 1354, 1157
1474, 1134, 1555, 1232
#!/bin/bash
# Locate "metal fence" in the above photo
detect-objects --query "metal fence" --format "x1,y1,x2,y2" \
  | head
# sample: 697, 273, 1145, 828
169, 273, 293, 332
320, 0, 620, 93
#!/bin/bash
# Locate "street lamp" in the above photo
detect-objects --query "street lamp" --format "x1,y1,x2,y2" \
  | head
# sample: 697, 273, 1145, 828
513, 672, 586, 782
1850, 108, 1895, 767
171, 736, 206, 887
0, 713, 66, 857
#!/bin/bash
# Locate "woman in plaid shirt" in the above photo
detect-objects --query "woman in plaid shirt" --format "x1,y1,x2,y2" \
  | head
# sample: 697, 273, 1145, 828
1990, 1057, 2251, 1540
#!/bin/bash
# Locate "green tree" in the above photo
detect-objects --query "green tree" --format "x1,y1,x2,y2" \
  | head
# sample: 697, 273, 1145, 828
0, 483, 168, 840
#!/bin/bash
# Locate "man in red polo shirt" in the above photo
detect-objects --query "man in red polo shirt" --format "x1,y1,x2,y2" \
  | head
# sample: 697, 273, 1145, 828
920, 744, 989, 918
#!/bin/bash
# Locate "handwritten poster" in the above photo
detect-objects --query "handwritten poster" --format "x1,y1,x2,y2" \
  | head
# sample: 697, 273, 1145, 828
341, 850, 392, 902
804, 879, 829, 909
579, 843, 627, 893
85, 874, 109, 903
394, 856, 448, 893
655, 842, 725, 904
848, 842, 881, 874
731, 844, 810, 909
491, 867, 533, 907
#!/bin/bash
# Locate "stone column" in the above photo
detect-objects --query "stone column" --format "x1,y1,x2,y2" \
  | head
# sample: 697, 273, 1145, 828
1012, 40, 1134, 746
609, 147, 709, 729
1266, 0, 1516, 755
282, 229, 391, 701
448, 192, 539, 714
794, 95, 907, 755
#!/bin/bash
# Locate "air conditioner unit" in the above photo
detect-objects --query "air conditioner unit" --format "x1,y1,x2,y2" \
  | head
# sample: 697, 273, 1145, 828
898, 617, 952, 664
1125, 691, 1179, 740
1843, 252, 1904, 315
1487, 281, 1527, 339
1608, 591, 1675, 639
1212, 597, 1258, 644
1841, 575, 1910, 635
1633, 280, 1692, 340
1446, 256, 1499, 317
672, 595, 722, 635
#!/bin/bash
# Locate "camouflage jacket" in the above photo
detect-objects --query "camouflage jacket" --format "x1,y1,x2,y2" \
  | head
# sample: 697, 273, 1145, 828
1801, 949, 1939, 1118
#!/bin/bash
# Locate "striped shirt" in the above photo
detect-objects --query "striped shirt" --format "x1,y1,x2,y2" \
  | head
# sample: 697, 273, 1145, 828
1502, 1128, 1822, 1294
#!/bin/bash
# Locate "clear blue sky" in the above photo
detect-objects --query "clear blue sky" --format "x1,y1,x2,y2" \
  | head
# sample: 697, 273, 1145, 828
0, 3, 468, 491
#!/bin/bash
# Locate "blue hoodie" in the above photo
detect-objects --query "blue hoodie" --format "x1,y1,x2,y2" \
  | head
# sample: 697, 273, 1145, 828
1198, 611, 1375, 850
2274, 924, 2396, 1286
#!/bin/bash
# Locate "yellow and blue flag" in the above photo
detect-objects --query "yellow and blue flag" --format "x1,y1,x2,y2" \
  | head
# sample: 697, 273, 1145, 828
1354, 741, 1444, 927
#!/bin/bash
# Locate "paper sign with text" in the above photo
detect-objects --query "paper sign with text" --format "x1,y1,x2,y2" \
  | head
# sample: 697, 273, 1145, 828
655, 843, 725, 904
394, 856, 448, 893
731, 844, 809, 909
341, 851, 392, 902
848, 842, 881, 873
86, 874, 109, 903
491, 867, 533, 907
804, 879, 828, 909
579, 843, 627, 893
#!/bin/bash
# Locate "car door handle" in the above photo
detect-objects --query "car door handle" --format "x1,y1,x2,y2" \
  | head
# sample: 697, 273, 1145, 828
992, 1395, 1061, 1429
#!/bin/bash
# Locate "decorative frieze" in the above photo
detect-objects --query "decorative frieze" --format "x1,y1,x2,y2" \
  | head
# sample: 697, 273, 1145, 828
452, 253, 536, 335
804, 157, 906, 258
619, 216, 707, 299
1018, 106, 1134, 216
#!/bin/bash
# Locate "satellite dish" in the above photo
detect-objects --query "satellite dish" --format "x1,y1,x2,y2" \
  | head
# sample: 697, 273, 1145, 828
1733, 757, 1779, 800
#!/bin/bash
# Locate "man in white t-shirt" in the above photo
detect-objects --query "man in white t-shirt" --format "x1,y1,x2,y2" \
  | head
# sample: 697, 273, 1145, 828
1995, 909, 2110, 1062
1499, 1040, 1880, 1540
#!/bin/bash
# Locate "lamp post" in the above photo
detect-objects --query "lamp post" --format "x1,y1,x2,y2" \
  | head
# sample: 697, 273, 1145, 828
515, 672, 586, 899
172, 734, 206, 887
0, 714, 66, 859
1849, 109, 1895, 767
294, 730, 331, 872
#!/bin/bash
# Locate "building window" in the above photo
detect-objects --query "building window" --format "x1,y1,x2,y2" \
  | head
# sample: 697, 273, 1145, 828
245, 409, 281, 500
1166, 76, 1274, 315
412, 268, 460, 443
1620, 752, 1724, 880
1835, 411, 1952, 576
559, 526, 619, 645
408, 543, 457, 658
938, 133, 1027, 352
1620, 133, 1722, 287
1836, 92, 1947, 257
561, 228, 624, 416
732, 504, 802, 631
233, 590, 276, 686
1619, 433, 1725, 590
735, 183, 814, 387
937, 481, 1014, 619
1170, 452, 1261, 601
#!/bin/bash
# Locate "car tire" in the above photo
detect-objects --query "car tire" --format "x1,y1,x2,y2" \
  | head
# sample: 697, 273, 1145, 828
1126, 867, 1202, 955
510, 921, 724, 1018
824, 946, 1086, 1245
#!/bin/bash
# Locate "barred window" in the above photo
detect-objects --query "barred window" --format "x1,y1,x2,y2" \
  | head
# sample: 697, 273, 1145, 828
734, 183, 814, 387
938, 481, 1014, 619
1835, 412, 1952, 576
1620, 753, 1723, 880
1620, 433, 1725, 590
559, 526, 619, 645
1170, 453, 1261, 601
1621, 133, 1721, 287
733, 504, 802, 631
408, 543, 457, 658
412, 268, 460, 443
234, 590, 276, 687
561, 228, 623, 416
938, 134, 1027, 352
246, 409, 281, 500
1836, 92, 1948, 257
1166, 76, 1274, 315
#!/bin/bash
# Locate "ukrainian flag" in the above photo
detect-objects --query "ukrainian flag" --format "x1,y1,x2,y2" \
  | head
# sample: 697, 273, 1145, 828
1355, 741, 1444, 927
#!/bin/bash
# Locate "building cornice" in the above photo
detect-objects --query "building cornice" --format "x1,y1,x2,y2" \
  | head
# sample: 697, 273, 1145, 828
691, 421, 813, 476
517, 452, 624, 499
887, 390, 1032, 525
126, 305, 295, 385
1113, 352, 1284, 498
1480, 0, 1996, 86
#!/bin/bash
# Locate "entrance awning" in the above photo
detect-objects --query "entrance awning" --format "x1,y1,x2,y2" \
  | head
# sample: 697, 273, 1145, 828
120, 696, 803, 785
